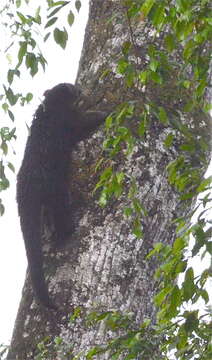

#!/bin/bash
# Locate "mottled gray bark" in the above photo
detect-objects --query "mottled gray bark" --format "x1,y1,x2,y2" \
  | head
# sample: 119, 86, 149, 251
7, 1, 211, 359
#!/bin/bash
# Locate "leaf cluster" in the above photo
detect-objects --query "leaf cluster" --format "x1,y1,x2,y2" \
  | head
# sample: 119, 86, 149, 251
0, 1, 211, 359
92, 0, 212, 359
0, 0, 81, 208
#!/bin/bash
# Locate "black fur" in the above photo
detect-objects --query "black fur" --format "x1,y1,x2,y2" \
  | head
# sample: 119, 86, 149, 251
17, 83, 108, 309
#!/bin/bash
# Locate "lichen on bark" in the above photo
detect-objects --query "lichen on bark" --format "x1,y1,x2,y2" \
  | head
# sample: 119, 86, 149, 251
7, 1, 211, 359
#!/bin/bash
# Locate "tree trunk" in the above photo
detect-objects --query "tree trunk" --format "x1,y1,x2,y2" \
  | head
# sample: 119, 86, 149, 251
7, 1, 211, 359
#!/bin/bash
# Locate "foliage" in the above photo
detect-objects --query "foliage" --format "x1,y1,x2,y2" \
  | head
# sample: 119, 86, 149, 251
35, 1, 212, 359
147, 216, 212, 359
0, 0, 81, 212
35, 335, 74, 360
34, 306, 211, 359
34, 312, 162, 360
94, 0, 212, 241
0, 0, 211, 359
93, 0, 212, 359
93, 0, 212, 360
0, 345, 8, 360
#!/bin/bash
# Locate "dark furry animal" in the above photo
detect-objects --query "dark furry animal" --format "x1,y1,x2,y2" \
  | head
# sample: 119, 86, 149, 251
17, 83, 108, 309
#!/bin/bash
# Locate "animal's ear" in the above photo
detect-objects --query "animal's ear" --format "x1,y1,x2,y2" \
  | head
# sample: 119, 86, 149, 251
43, 89, 51, 97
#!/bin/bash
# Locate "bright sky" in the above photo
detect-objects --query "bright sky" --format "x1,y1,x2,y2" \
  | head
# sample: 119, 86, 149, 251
0, 0, 211, 350
0, 0, 89, 345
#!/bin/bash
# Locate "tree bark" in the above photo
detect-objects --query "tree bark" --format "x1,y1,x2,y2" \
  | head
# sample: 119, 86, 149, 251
7, 1, 211, 359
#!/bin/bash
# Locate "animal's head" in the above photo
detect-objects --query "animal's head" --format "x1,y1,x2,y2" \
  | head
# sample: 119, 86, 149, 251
43, 83, 82, 109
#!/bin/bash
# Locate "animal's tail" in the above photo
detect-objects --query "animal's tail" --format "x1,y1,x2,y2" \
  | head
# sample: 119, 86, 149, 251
18, 196, 56, 309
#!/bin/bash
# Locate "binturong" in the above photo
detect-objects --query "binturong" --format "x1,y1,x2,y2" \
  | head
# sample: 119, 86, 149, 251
17, 83, 109, 309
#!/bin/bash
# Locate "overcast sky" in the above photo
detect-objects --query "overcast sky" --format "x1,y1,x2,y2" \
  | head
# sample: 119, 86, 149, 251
0, 0, 211, 350
0, 0, 89, 345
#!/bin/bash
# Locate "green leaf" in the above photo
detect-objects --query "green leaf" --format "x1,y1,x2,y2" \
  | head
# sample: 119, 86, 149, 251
35, 6, 41, 23
16, 0, 21, 8
196, 176, 212, 193
161, 259, 176, 275
146, 242, 163, 259
6, 88, 18, 106
180, 143, 195, 152
17, 11, 27, 24
149, 59, 159, 72
175, 260, 187, 274
86, 346, 103, 359
132, 217, 143, 239
38, 54, 47, 72
164, 133, 174, 148
7, 70, 14, 85
47, 2, 69, 18
1, 127, 11, 140
191, 225, 206, 256
75, 0, 81, 12
0, 162, 10, 191
126, 66, 135, 87
203, 102, 212, 112
50, 1, 69, 6
7, 69, 20, 85
117, 58, 128, 74
154, 285, 173, 307
53, 337, 62, 347
45, 17, 58, 28
173, 236, 186, 253
183, 80, 191, 89
124, 207, 133, 217
105, 115, 113, 129
69, 306, 81, 322
98, 190, 107, 207
165, 34, 176, 52
1, 142, 8, 155
8, 110, 15, 121
132, 199, 147, 216
150, 70, 163, 84
25, 93, 33, 103
67, 10, 75, 26
25, 53, 38, 76
158, 106, 168, 124
0, 178, 10, 191
18, 42, 27, 65
53, 27, 68, 49
116, 171, 125, 184
9, 127, 16, 139
139, 70, 148, 84
140, 0, 155, 17
138, 114, 148, 136
100, 167, 112, 181
182, 268, 196, 301
150, 3, 166, 29
44, 32, 51, 42
0, 200, 5, 216
200, 289, 209, 303
122, 41, 131, 56
184, 311, 199, 333
30, 39, 36, 50
184, 100, 195, 112
168, 285, 181, 317
99, 68, 110, 80
8, 162, 15, 173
